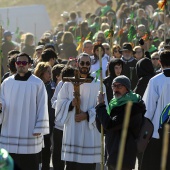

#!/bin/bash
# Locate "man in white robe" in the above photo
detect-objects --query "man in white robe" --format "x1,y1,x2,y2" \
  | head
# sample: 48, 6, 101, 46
141, 50, 170, 170
54, 53, 107, 170
0, 52, 49, 170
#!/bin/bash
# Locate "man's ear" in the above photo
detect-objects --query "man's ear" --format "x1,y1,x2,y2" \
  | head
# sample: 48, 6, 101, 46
28, 63, 32, 68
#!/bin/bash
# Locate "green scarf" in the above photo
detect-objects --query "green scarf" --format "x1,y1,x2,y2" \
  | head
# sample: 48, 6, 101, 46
107, 91, 140, 115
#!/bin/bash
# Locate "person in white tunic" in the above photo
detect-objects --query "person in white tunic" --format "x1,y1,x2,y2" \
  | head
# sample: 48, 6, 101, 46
90, 43, 109, 79
141, 50, 170, 170
54, 53, 107, 170
52, 66, 75, 170
0, 52, 49, 170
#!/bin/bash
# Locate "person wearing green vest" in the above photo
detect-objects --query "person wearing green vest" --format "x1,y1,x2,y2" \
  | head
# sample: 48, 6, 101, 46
95, 75, 146, 170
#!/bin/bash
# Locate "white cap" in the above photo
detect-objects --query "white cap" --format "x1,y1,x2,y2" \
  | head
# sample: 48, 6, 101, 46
61, 11, 69, 18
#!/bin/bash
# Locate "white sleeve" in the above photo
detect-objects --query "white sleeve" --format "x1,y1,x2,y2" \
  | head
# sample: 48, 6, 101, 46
54, 82, 74, 124
51, 81, 63, 109
143, 79, 158, 120
0, 83, 6, 124
33, 81, 49, 135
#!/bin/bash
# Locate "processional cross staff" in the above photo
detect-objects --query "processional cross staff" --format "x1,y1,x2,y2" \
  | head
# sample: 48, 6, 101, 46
62, 69, 92, 114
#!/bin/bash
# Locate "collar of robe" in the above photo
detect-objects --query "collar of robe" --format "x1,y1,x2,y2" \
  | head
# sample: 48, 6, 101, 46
15, 71, 32, 81
163, 69, 170, 77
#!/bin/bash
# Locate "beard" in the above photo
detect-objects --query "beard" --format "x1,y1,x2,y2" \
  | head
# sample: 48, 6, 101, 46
17, 67, 27, 74
114, 91, 123, 99
79, 67, 90, 75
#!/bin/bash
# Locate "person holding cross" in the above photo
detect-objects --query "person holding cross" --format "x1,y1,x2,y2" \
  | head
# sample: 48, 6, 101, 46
53, 53, 107, 170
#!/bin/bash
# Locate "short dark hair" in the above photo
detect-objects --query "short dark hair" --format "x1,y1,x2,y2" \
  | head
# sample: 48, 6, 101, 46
16, 52, 32, 64
8, 50, 20, 58
8, 55, 17, 73
61, 66, 75, 80
160, 50, 170, 67
85, 12, 91, 19
70, 11, 77, 20
41, 49, 57, 62
52, 64, 65, 82
44, 43, 55, 51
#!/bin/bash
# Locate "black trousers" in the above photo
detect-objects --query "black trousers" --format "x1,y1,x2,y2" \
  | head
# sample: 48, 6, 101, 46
41, 133, 52, 170
10, 153, 39, 170
65, 161, 96, 170
107, 164, 131, 170
141, 138, 161, 170
52, 128, 65, 170
141, 136, 170, 170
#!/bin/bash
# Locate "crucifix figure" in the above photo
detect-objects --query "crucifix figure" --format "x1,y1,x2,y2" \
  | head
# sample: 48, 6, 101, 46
63, 69, 92, 114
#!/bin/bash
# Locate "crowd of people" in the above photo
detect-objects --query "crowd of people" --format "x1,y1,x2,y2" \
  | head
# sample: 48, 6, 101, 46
0, 0, 170, 170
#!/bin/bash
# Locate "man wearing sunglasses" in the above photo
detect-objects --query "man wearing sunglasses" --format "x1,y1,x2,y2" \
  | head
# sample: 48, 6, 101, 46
0, 52, 49, 170
53, 53, 107, 170
96, 75, 145, 170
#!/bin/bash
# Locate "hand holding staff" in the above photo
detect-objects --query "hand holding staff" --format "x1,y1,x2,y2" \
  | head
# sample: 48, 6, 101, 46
98, 47, 104, 170
161, 123, 170, 170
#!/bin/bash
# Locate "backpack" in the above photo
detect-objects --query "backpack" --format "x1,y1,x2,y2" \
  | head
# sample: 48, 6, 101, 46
136, 117, 154, 153
159, 103, 170, 129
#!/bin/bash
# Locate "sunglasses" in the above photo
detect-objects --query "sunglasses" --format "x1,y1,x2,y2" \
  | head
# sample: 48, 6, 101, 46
79, 61, 91, 66
151, 58, 159, 60
111, 84, 124, 89
105, 48, 110, 50
16, 61, 29, 66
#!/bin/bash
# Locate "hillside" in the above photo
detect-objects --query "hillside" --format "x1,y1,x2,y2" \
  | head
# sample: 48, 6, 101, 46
0, 0, 103, 28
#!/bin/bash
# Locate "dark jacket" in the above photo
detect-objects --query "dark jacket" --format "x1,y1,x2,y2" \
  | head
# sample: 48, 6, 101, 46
95, 99, 146, 169
121, 57, 138, 90
45, 81, 55, 134
133, 58, 155, 97
103, 76, 115, 103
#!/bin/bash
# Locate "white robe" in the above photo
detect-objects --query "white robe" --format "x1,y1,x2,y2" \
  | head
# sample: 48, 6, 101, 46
51, 80, 64, 130
143, 72, 170, 139
54, 79, 107, 163
0, 75, 49, 154
90, 54, 109, 79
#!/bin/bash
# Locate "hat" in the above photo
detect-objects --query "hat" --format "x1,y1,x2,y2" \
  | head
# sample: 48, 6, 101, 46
119, 43, 134, 53
3, 30, 14, 37
112, 75, 131, 91
61, 11, 69, 18
35, 45, 44, 51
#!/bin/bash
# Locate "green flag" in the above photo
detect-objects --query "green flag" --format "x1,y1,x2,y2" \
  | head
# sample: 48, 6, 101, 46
128, 25, 136, 42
